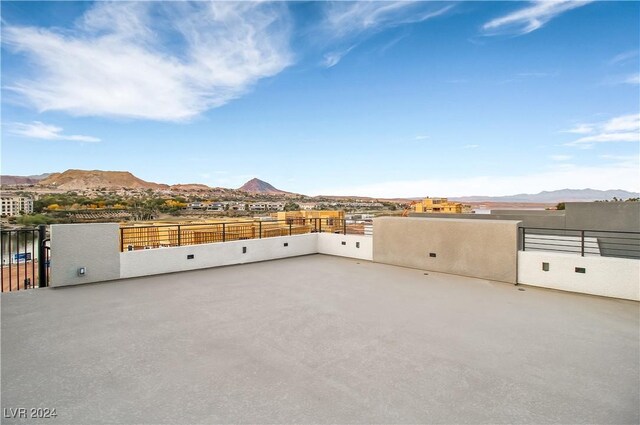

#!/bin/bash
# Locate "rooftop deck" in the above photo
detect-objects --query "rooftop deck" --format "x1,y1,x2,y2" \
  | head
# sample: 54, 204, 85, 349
2, 255, 638, 424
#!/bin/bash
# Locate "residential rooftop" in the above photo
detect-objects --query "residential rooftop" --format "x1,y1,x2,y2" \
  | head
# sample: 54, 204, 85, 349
2, 255, 638, 424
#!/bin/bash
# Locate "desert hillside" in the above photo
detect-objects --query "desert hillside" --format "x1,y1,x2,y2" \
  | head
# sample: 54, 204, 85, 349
38, 169, 169, 191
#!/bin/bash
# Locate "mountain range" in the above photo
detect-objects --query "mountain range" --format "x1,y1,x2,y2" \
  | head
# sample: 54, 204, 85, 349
0, 170, 290, 195
450, 189, 639, 203
1, 169, 638, 202
0, 173, 52, 186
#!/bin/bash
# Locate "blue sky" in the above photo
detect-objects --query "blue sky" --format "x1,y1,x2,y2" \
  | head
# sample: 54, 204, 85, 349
1, 1, 639, 197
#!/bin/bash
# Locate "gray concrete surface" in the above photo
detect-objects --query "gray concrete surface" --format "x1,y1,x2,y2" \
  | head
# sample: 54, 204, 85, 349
374, 217, 520, 283
2, 255, 638, 424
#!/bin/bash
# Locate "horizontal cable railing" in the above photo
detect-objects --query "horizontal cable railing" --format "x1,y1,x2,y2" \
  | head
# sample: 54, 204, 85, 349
120, 218, 367, 252
520, 227, 640, 259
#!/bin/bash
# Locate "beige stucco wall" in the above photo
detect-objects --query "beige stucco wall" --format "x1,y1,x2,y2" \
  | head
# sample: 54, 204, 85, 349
373, 217, 520, 283
50, 223, 121, 287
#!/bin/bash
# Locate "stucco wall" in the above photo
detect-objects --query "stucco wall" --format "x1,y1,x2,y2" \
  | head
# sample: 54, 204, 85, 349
518, 251, 640, 301
317, 233, 373, 260
564, 202, 640, 232
50, 223, 121, 287
121, 234, 318, 279
409, 211, 566, 229
373, 217, 520, 283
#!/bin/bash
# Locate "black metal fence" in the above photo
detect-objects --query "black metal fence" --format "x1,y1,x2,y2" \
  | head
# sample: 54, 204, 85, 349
120, 218, 366, 252
521, 227, 640, 259
1, 225, 50, 292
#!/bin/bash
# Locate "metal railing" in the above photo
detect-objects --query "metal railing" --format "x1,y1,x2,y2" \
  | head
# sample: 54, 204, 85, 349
521, 227, 640, 259
120, 218, 365, 252
1, 225, 50, 292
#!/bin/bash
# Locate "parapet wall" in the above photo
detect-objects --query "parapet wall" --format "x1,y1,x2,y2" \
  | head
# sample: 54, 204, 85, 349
50, 223, 121, 287
373, 217, 520, 283
49, 224, 373, 286
518, 251, 639, 301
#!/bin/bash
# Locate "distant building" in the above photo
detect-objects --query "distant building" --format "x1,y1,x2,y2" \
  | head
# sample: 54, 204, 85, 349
228, 202, 246, 211
249, 202, 284, 212
207, 203, 225, 211
413, 197, 471, 214
1, 196, 34, 216
187, 202, 206, 210
299, 203, 316, 210
272, 210, 345, 222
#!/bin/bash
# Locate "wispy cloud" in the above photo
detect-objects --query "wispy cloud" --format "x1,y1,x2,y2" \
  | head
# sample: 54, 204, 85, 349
414, 135, 430, 141
623, 73, 640, 85
8, 121, 100, 142
565, 113, 640, 147
322, 45, 356, 68
463, 144, 479, 149
323, 2, 453, 39
482, 1, 593, 36
2, 2, 292, 121
609, 50, 639, 66
563, 124, 594, 135
311, 156, 639, 198
550, 155, 572, 161
319, 2, 454, 67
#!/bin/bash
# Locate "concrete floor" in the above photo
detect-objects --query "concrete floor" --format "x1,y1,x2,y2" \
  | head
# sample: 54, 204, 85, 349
1, 255, 638, 424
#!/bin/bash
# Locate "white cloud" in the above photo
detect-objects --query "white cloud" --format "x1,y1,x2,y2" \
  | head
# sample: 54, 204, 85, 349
565, 113, 640, 147
463, 144, 480, 149
322, 45, 356, 68
319, 2, 453, 67
624, 73, 640, 85
2, 2, 292, 121
563, 124, 594, 134
609, 50, 638, 66
324, 2, 453, 39
414, 135, 429, 141
9, 121, 100, 142
550, 155, 572, 161
483, 1, 593, 36
310, 157, 639, 198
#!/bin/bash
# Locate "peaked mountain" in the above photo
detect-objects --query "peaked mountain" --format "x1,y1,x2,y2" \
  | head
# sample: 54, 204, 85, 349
37, 169, 169, 191
451, 189, 640, 203
0, 173, 51, 186
238, 178, 290, 194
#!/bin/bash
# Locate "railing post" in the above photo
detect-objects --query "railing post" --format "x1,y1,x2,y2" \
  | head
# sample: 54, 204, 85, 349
120, 227, 124, 251
289, 221, 292, 236
522, 227, 526, 251
581, 230, 585, 257
222, 223, 226, 243
259, 221, 262, 239
343, 219, 347, 235
37, 225, 47, 288
319, 218, 322, 233
177, 225, 181, 247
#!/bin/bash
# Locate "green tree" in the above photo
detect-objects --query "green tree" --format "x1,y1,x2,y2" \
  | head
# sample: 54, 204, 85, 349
284, 201, 300, 211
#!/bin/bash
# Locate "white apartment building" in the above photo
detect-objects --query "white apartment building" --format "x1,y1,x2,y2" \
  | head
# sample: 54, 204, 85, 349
249, 202, 284, 212
1, 196, 34, 216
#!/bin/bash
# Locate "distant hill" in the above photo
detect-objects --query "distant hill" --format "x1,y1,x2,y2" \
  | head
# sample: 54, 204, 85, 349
238, 178, 290, 195
1, 173, 51, 186
38, 169, 169, 191
169, 184, 211, 192
451, 189, 640, 203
